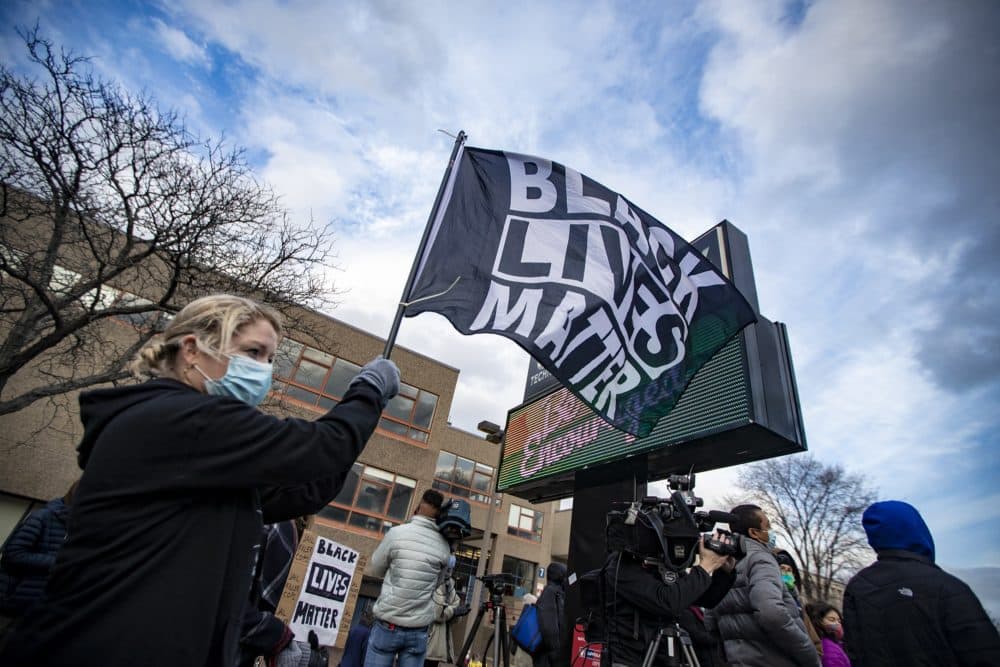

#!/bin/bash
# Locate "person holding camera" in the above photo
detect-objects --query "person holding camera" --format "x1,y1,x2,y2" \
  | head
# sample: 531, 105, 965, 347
425, 500, 473, 667
365, 489, 452, 667
601, 533, 736, 666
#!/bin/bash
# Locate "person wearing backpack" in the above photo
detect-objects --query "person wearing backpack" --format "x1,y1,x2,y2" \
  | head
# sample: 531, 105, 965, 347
534, 562, 567, 667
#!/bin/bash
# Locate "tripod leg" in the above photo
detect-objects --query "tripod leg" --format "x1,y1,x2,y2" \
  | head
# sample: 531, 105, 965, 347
641, 628, 663, 667
681, 641, 701, 667
499, 606, 510, 667
459, 604, 488, 666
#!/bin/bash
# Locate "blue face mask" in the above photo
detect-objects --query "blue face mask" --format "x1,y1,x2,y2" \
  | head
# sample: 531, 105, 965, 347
198, 352, 273, 406
768, 531, 778, 549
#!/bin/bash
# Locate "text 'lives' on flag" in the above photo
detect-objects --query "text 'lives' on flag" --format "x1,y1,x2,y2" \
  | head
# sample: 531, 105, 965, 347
403, 145, 756, 437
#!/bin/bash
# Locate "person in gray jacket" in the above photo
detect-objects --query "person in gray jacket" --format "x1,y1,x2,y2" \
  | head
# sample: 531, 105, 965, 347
705, 505, 820, 667
365, 489, 451, 667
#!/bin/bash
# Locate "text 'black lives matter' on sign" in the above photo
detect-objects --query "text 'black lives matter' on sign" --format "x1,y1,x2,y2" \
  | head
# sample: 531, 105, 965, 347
278, 533, 365, 647
404, 147, 756, 437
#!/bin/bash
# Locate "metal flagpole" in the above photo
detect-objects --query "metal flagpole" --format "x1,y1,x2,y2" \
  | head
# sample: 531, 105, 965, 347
382, 130, 467, 358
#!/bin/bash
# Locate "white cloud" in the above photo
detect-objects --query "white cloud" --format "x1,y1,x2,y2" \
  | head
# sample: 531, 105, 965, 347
12, 0, 998, 569
151, 18, 209, 67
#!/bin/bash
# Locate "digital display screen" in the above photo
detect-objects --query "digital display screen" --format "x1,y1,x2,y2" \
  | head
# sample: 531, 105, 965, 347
497, 333, 751, 491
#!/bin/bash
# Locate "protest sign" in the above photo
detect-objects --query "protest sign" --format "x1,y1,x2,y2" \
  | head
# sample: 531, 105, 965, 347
275, 530, 366, 648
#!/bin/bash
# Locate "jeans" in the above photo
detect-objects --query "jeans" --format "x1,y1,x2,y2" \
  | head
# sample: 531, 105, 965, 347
363, 621, 429, 667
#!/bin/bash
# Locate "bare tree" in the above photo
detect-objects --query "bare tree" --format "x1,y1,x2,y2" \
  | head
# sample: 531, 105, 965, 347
728, 454, 878, 602
0, 28, 339, 418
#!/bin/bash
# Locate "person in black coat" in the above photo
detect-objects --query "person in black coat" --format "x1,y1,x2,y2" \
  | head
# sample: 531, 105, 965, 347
0, 294, 399, 667
843, 500, 1000, 667
601, 537, 735, 667
678, 605, 728, 667
0, 483, 75, 619
534, 562, 567, 667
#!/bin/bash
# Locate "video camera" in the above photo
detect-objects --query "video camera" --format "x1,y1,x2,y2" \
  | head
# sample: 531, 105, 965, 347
479, 573, 516, 599
606, 474, 745, 570
437, 498, 472, 540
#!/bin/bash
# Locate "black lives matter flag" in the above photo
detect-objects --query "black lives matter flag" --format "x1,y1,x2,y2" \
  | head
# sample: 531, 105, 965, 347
402, 144, 756, 436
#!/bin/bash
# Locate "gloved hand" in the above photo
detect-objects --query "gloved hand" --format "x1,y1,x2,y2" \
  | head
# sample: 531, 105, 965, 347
349, 356, 400, 407
453, 603, 471, 618
306, 631, 328, 667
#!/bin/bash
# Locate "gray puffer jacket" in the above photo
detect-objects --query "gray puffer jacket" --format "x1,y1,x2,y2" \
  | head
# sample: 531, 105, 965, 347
368, 515, 450, 628
704, 539, 820, 667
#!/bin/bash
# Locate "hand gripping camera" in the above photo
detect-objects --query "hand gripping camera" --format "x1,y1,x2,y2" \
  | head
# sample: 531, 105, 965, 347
605, 474, 745, 570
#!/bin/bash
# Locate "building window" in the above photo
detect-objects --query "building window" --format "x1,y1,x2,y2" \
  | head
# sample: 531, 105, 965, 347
0, 252, 170, 331
432, 451, 494, 503
273, 339, 438, 443
501, 555, 537, 598
507, 504, 544, 542
453, 544, 481, 605
317, 463, 416, 536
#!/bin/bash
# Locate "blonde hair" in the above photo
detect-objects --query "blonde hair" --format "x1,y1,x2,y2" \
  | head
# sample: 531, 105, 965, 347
131, 294, 283, 378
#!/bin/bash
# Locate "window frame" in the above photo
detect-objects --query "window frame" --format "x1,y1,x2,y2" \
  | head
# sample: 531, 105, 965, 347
432, 450, 495, 504
273, 339, 438, 445
500, 554, 537, 598
316, 462, 417, 537
506, 503, 544, 542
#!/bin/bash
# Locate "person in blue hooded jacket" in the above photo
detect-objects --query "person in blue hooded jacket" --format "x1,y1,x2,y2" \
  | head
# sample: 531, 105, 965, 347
843, 500, 1000, 667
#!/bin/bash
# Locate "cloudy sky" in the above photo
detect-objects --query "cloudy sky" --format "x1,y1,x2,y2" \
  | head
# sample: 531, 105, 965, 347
2, 1, 997, 580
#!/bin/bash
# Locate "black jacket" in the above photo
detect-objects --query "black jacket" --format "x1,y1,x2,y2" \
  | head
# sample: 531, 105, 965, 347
843, 549, 1000, 667
1, 377, 382, 667
601, 553, 735, 666
534, 563, 567, 667
0, 498, 69, 616
238, 521, 299, 666
678, 606, 728, 667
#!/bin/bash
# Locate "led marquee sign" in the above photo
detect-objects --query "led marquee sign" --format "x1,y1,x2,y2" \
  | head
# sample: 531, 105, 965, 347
497, 221, 806, 502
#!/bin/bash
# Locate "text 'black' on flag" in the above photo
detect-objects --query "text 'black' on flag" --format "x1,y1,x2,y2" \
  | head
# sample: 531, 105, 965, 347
403, 146, 757, 437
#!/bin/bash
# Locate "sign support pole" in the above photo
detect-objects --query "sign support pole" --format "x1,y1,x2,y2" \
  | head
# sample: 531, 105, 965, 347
383, 130, 467, 358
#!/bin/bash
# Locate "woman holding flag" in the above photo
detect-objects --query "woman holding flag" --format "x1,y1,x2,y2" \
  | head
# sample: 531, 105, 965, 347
2, 294, 399, 667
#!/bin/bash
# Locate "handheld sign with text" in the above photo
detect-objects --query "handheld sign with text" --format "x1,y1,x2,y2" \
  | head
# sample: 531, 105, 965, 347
275, 530, 366, 648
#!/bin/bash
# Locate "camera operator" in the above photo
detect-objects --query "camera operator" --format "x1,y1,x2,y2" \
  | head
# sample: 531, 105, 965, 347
602, 532, 736, 667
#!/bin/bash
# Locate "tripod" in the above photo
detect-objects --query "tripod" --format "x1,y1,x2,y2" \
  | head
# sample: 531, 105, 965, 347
457, 586, 509, 667
640, 623, 701, 667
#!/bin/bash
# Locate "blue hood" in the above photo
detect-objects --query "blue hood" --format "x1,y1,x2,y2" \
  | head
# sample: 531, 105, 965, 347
862, 500, 935, 562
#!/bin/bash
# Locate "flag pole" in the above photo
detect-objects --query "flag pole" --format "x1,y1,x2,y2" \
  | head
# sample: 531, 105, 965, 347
383, 130, 467, 358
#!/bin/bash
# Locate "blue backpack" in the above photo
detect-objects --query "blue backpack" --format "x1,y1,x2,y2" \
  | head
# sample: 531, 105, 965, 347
510, 603, 542, 654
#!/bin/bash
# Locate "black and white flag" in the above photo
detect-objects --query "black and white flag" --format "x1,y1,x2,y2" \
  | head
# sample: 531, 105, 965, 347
403, 146, 756, 437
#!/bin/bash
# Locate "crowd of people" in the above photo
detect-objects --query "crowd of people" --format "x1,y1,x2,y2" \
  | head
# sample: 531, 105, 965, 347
0, 292, 998, 667
625, 501, 999, 667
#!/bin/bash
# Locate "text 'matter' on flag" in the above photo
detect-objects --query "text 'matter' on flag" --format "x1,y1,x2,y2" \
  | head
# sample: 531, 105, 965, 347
403, 145, 757, 437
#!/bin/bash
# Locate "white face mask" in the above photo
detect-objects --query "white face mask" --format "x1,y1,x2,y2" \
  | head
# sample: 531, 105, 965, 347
194, 345, 273, 406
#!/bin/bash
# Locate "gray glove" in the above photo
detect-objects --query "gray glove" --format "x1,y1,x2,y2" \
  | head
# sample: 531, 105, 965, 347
349, 356, 400, 406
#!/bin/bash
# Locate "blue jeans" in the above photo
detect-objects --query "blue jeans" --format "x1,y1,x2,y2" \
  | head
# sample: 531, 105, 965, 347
363, 621, 429, 667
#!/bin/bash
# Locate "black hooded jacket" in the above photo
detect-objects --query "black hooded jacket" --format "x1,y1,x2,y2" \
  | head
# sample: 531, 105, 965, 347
843, 501, 1000, 667
1, 377, 382, 667
534, 562, 567, 667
